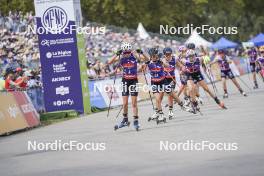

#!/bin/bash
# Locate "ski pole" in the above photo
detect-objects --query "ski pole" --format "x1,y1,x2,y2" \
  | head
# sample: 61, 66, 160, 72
107, 55, 120, 118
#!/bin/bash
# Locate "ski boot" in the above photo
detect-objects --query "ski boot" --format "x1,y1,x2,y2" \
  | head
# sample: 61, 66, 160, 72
196, 96, 203, 105
223, 93, 228, 99
214, 97, 227, 109
239, 89, 247, 97
253, 83, 258, 89
190, 101, 200, 114
114, 118, 130, 130
168, 109, 173, 120
156, 112, 166, 125
178, 101, 193, 113
148, 109, 159, 122
133, 119, 140, 131
183, 96, 191, 107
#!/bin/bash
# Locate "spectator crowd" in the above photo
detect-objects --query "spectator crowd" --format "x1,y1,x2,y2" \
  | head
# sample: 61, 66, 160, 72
0, 11, 253, 92
0, 11, 185, 91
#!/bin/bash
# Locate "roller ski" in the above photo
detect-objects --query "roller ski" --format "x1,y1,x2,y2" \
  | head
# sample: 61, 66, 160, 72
133, 119, 140, 131
253, 82, 258, 89
148, 110, 158, 122
114, 118, 130, 131
223, 93, 228, 99
168, 109, 173, 120
183, 96, 191, 107
214, 97, 227, 109
190, 101, 202, 115
156, 112, 166, 124
178, 101, 193, 113
240, 90, 247, 97
196, 96, 203, 105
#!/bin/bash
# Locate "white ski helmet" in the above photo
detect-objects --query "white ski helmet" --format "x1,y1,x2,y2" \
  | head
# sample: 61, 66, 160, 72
121, 42, 132, 51
178, 45, 186, 52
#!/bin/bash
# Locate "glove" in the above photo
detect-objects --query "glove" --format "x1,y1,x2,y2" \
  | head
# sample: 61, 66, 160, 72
203, 55, 211, 65
116, 50, 122, 56
136, 49, 143, 54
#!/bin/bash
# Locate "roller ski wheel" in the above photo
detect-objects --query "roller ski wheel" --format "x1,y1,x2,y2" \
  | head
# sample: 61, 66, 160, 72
190, 106, 197, 114
253, 84, 258, 89
148, 116, 157, 122
156, 117, 166, 125
223, 93, 228, 99
181, 104, 193, 113
242, 92, 247, 97
190, 102, 202, 115
196, 97, 203, 105
133, 120, 140, 131
148, 113, 158, 122
168, 110, 173, 120
114, 120, 130, 131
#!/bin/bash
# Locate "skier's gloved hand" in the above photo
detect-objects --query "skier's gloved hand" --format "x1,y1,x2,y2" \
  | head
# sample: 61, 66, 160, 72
136, 49, 143, 54
203, 55, 211, 65
116, 50, 123, 56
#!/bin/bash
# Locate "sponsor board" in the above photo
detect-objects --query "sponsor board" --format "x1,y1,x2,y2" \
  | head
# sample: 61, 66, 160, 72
0, 93, 29, 135
34, 0, 86, 113
12, 92, 40, 128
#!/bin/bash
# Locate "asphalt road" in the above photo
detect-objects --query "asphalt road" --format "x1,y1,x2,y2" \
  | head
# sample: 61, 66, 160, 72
1, 75, 264, 176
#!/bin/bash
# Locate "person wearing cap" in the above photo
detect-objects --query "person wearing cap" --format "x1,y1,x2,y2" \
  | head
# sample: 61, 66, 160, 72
15, 70, 31, 90
4, 68, 26, 92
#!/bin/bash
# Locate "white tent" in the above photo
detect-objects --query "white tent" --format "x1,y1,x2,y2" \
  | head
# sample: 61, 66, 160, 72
185, 30, 212, 48
137, 23, 150, 40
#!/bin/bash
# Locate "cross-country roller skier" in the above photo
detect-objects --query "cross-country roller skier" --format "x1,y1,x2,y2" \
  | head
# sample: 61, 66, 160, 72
107, 42, 147, 131
142, 48, 188, 124
256, 46, 264, 78
162, 47, 191, 119
180, 49, 227, 114
247, 47, 262, 88
210, 49, 247, 98
177, 44, 203, 106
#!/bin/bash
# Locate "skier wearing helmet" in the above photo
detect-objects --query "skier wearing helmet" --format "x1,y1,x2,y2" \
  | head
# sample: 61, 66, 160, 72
180, 49, 227, 113
107, 42, 147, 131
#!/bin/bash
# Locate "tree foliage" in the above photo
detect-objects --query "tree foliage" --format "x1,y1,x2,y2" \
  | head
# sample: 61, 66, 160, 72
1, 0, 263, 41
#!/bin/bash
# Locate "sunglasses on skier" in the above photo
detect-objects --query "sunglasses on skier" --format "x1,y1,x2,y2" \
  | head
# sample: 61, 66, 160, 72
122, 51, 132, 55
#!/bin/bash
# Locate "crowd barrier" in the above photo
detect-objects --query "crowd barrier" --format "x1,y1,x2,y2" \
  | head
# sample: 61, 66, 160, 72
26, 88, 45, 113
0, 91, 40, 135
0, 57, 250, 135
0, 57, 251, 116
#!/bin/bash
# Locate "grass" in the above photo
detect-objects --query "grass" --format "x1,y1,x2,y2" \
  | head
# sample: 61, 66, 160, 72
40, 110, 79, 126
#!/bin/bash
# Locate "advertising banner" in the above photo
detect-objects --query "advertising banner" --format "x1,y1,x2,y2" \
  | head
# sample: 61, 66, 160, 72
77, 34, 91, 114
34, 0, 87, 113
88, 80, 107, 108
0, 93, 28, 135
12, 92, 40, 128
